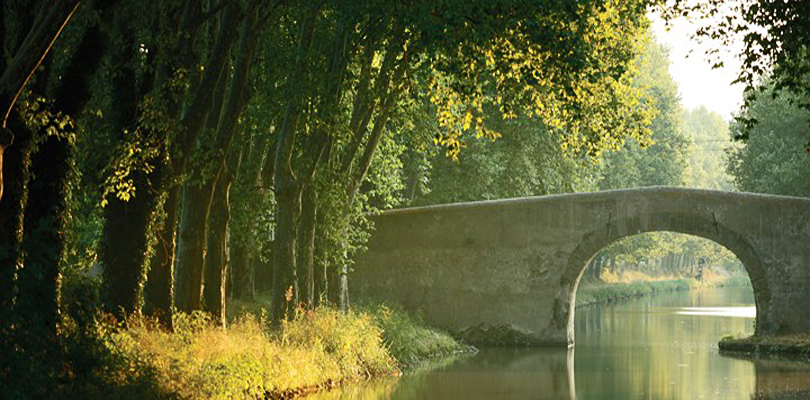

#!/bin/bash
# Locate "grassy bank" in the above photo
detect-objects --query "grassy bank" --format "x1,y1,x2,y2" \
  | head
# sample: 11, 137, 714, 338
576, 276, 751, 307
60, 304, 468, 399
720, 334, 810, 361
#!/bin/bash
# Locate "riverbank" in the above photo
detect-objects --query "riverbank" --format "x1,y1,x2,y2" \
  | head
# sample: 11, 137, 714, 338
719, 334, 810, 361
576, 276, 751, 308
60, 303, 469, 398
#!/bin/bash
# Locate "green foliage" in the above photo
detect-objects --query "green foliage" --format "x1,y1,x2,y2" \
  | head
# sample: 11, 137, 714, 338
416, 118, 599, 205
681, 107, 735, 190
362, 304, 468, 368
99, 92, 176, 206
425, 0, 655, 159
414, 30, 683, 206
598, 31, 687, 190
727, 81, 810, 196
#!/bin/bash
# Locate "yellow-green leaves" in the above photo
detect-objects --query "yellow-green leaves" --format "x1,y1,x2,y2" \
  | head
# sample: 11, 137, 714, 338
426, 0, 655, 160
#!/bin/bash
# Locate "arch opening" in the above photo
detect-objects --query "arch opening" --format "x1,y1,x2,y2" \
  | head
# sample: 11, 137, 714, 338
554, 212, 770, 346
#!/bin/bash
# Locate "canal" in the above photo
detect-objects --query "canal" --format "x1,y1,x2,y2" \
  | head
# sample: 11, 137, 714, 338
310, 286, 810, 399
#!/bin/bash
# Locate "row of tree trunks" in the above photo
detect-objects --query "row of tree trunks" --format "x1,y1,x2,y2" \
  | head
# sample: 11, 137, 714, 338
290, 18, 354, 311
174, 7, 258, 317
0, 0, 69, 337
585, 255, 603, 280
593, 252, 702, 279
143, 2, 242, 323
103, 0, 195, 319
174, 52, 231, 313
268, 5, 319, 323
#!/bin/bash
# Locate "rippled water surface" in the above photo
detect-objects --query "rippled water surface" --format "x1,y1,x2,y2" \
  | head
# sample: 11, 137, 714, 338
309, 286, 810, 399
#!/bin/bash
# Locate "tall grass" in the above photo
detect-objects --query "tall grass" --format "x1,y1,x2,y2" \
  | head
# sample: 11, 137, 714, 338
63, 303, 468, 398
362, 304, 471, 368
91, 308, 397, 399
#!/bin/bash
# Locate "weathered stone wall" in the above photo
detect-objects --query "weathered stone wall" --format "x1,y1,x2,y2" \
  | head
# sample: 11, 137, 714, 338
351, 187, 810, 346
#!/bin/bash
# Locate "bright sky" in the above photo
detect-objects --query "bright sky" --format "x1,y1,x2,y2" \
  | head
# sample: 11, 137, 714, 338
649, 12, 745, 120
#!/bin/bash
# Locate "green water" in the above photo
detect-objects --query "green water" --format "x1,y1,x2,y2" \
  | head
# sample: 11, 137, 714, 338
309, 286, 810, 399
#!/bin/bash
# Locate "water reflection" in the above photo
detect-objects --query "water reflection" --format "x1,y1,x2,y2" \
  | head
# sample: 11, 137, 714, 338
675, 306, 756, 318
308, 287, 810, 399
748, 357, 810, 399
574, 287, 758, 399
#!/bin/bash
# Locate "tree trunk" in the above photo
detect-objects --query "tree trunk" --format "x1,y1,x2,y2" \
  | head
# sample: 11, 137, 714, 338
254, 255, 272, 294
272, 180, 302, 322
268, 6, 318, 323
588, 256, 601, 280
327, 259, 342, 308
143, 183, 179, 321
297, 186, 317, 308
14, 0, 110, 356
0, 114, 32, 331
313, 225, 328, 307
665, 252, 675, 275
100, 7, 155, 319
0, 0, 84, 338
203, 174, 231, 326
175, 183, 215, 312
174, 43, 230, 314
333, 55, 406, 309
15, 133, 70, 356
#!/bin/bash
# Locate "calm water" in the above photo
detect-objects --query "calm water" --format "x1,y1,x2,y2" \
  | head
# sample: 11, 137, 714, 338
310, 286, 810, 399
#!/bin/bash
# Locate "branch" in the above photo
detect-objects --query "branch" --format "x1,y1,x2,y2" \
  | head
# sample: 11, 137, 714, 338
1, 0, 82, 130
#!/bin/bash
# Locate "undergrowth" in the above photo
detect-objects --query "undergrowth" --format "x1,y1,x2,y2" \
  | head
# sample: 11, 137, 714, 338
361, 304, 471, 368
58, 302, 467, 399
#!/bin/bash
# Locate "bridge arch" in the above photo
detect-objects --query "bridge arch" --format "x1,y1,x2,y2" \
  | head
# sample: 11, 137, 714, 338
555, 212, 770, 345
352, 188, 810, 346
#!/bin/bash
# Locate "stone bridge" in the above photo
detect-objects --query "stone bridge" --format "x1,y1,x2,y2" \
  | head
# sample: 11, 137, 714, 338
351, 187, 810, 346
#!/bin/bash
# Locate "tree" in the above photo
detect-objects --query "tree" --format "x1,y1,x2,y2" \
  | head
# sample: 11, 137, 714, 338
599, 32, 688, 190
0, 0, 82, 202
727, 81, 810, 196
661, 1, 810, 112
681, 106, 734, 190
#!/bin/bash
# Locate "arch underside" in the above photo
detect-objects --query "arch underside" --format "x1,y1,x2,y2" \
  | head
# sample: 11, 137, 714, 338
556, 212, 769, 344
